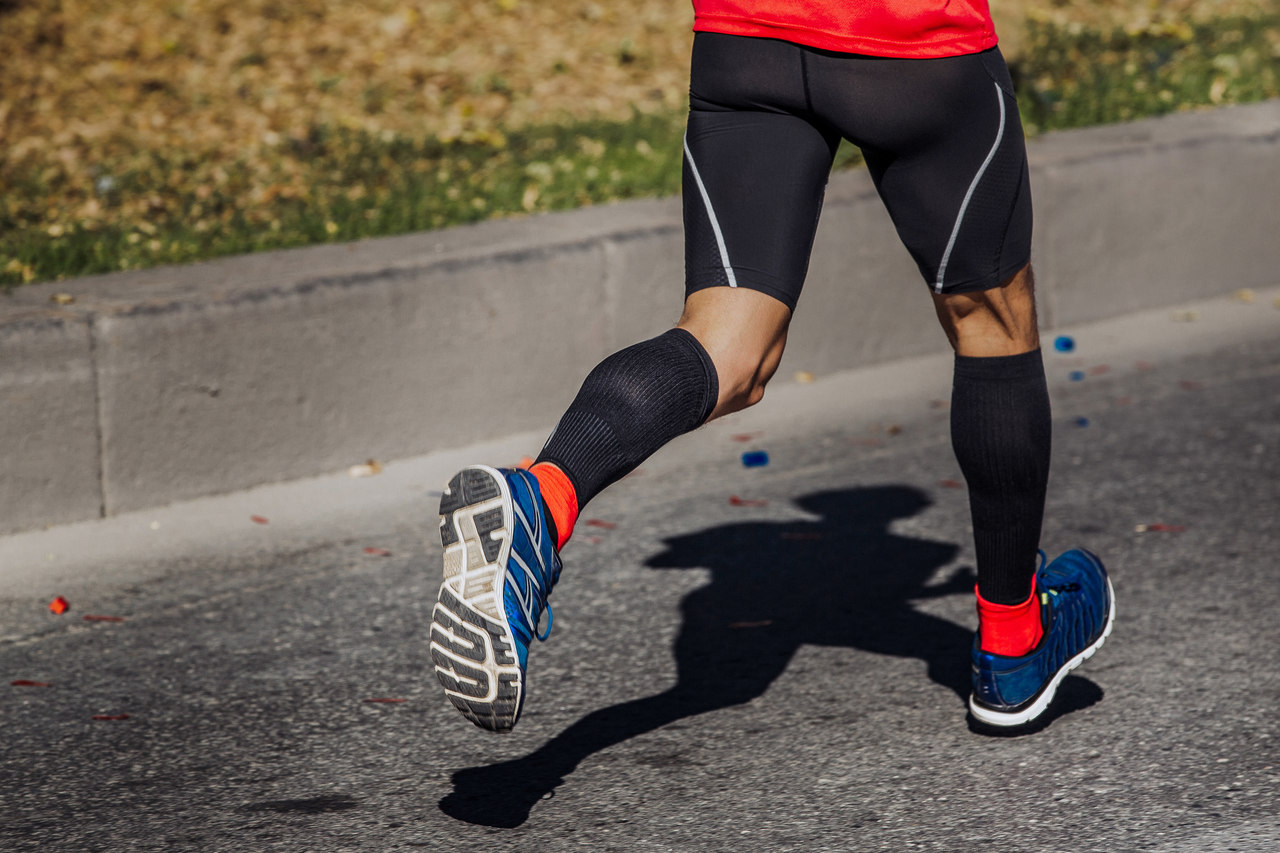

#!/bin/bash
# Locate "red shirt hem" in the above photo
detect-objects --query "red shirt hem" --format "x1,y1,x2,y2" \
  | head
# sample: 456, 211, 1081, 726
692, 14, 998, 59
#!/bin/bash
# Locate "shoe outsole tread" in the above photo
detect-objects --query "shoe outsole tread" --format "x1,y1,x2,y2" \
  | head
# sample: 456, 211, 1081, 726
431, 466, 523, 733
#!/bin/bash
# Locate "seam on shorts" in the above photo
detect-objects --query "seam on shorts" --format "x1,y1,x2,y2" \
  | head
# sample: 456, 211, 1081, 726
799, 45, 815, 113
682, 132, 738, 288
991, 154, 1029, 283
934, 82, 1007, 294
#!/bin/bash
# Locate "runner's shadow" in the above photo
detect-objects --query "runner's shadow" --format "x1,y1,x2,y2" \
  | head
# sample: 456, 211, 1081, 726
440, 485, 978, 827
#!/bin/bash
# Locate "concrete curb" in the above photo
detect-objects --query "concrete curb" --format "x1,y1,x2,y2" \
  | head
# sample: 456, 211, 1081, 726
3, 99, 1279, 535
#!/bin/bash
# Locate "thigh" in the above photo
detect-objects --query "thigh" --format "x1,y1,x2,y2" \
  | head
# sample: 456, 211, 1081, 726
684, 34, 841, 313
809, 48, 1033, 295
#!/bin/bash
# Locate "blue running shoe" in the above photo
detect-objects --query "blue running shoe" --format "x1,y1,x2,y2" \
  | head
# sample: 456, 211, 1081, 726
431, 465, 561, 732
970, 548, 1115, 727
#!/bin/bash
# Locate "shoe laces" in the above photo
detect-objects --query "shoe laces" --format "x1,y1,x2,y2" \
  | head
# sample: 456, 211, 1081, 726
1035, 552, 1081, 595
536, 605, 554, 642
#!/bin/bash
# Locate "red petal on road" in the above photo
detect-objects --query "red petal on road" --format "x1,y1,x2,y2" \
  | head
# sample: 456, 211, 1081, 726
1147, 523, 1187, 532
11, 680, 52, 687
82, 615, 126, 622
730, 432, 762, 442
939, 479, 965, 489
585, 519, 616, 529
728, 495, 768, 507
363, 698, 407, 704
363, 547, 392, 557
92, 714, 130, 721
1088, 364, 1111, 375
49, 596, 70, 615
1178, 380, 1204, 391
250, 515, 270, 525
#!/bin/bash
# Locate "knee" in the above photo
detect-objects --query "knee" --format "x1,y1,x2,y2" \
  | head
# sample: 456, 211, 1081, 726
713, 350, 773, 411
696, 334, 788, 419
934, 264, 1040, 357
677, 286, 793, 419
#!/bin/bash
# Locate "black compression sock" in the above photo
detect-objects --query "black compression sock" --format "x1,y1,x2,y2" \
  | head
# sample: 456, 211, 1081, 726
536, 328, 719, 507
950, 348, 1052, 605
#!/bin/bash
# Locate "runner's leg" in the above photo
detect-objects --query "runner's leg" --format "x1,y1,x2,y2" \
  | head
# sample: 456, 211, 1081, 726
808, 46, 1046, 650
430, 34, 836, 732
937, 267, 1051, 652
537, 32, 839, 537
803, 47, 1110, 722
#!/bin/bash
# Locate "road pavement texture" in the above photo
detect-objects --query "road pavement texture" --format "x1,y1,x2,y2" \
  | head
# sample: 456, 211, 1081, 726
2, 290, 1278, 852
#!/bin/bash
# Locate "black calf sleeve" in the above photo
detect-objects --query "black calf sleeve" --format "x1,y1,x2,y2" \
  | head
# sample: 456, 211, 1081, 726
951, 348, 1052, 604
536, 328, 719, 507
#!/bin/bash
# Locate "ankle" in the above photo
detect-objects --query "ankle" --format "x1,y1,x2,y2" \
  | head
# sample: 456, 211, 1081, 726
529, 463, 578, 551
976, 583, 1044, 656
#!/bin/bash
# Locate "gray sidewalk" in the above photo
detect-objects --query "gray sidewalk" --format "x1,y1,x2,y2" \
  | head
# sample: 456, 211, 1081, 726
3, 99, 1279, 536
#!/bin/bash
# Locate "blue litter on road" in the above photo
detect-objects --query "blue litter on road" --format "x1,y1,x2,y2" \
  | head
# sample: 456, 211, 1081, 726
1054, 335, 1076, 353
1074, 416, 1090, 427
741, 451, 770, 468
1069, 370, 1086, 381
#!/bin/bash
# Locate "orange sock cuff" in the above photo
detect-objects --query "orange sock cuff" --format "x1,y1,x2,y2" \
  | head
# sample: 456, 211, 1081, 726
530, 463, 579, 552
976, 582, 1044, 657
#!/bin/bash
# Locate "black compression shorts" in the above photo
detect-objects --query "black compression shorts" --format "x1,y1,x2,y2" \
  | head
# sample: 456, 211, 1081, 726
683, 33, 1033, 311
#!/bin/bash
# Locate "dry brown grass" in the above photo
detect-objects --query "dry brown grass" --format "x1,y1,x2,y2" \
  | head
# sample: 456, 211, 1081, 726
2, 1, 691, 193
991, 0, 1275, 55
4, 0, 1270, 193
0, 0, 1274, 284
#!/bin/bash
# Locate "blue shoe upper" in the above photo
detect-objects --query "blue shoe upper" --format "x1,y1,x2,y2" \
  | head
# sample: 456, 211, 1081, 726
971, 548, 1112, 712
500, 468, 562, 670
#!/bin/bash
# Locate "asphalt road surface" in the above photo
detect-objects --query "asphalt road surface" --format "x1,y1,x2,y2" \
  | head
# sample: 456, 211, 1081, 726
2, 298, 1278, 852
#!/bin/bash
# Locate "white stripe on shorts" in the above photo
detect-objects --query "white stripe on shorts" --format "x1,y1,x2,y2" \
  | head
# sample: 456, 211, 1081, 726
683, 132, 738, 288
935, 82, 1007, 294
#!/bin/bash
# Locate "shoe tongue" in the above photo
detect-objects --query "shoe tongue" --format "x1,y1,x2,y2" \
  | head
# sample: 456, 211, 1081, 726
543, 511, 559, 556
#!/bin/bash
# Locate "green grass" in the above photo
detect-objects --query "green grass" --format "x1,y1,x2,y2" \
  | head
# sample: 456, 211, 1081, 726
3, 14, 1277, 289
1, 112, 694, 286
